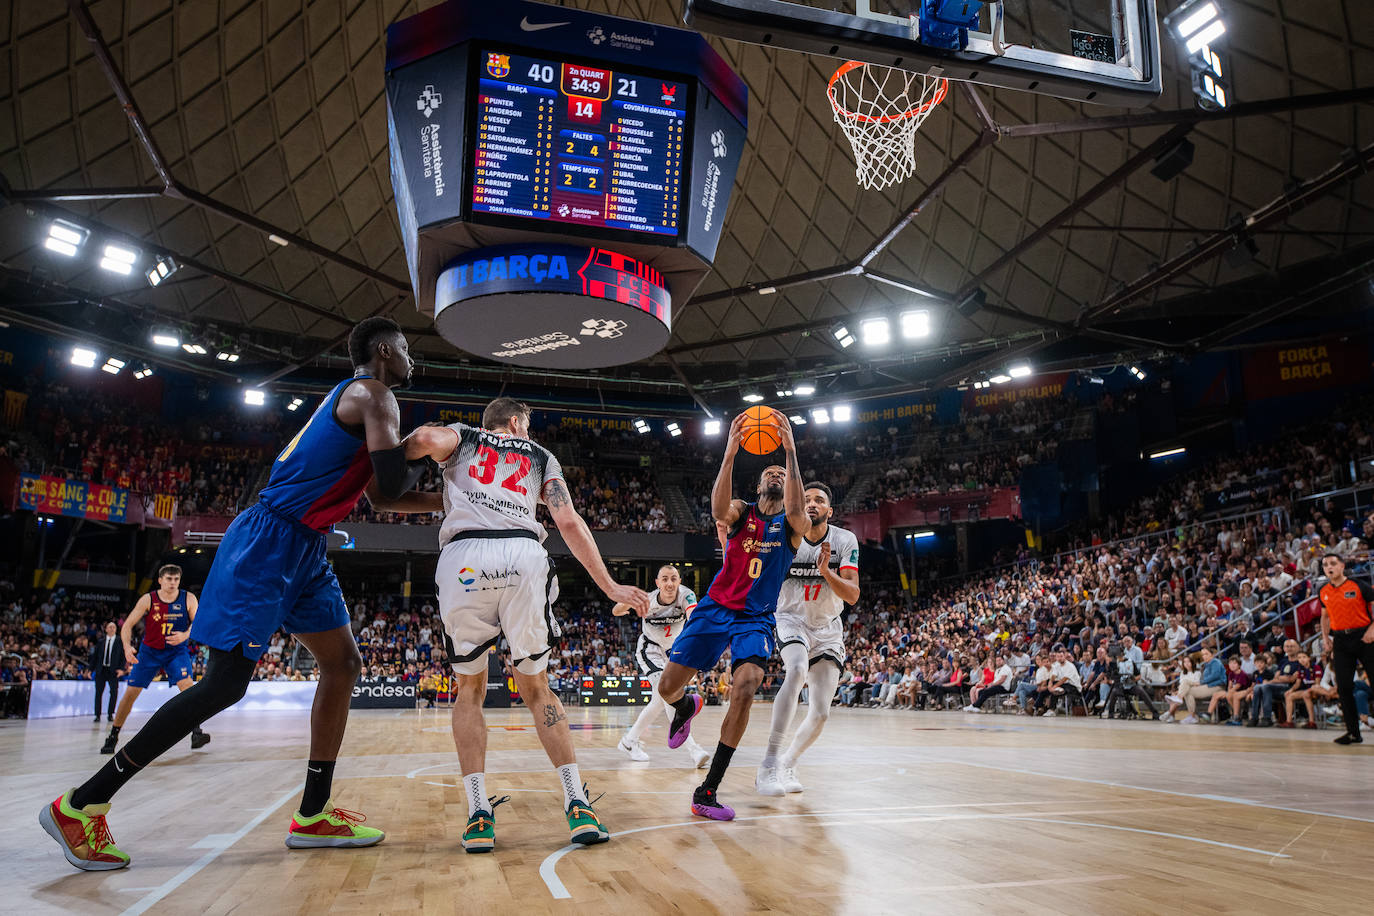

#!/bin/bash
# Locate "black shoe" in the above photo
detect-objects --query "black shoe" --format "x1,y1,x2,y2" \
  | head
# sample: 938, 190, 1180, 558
191, 728, 211, 749
107, 714, 114, 722
1258, 717, 1274, 728
1244, 719, 1257, 728
100, 733, 118, 754
93, 716, 101, 723
1334, 733, 1364, 745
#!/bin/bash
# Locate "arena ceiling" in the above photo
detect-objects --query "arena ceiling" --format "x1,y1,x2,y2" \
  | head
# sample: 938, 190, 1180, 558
0, 1, 1372, 410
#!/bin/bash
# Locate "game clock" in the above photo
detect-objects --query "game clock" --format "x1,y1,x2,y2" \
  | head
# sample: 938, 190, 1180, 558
578, 675, 655, 705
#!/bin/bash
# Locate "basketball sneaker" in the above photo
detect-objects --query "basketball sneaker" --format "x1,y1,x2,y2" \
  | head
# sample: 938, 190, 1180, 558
755, 766, 785, 797
462, 796, 509, 853
191, 728, 211, 749
566, 799, 610, 845
687, 740, 711, 769
668, 694, 703, 749
285, 802, 385, 848
617, 736, 650, 761
780, 766, 803, 794
690, 785, 735, 821
40, 790, 131, 871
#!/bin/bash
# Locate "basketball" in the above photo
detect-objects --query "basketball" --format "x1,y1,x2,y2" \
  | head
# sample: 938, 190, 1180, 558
740, 405, 784, 455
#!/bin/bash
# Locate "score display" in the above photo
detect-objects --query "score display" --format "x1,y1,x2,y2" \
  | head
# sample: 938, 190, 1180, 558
471, 49, 688, 238
578, 675, 655, 706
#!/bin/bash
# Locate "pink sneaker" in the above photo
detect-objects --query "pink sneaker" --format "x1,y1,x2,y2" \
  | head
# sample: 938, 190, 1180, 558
668, 694, 703, 749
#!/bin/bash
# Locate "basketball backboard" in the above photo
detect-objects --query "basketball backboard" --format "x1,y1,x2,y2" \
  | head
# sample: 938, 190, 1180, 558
684, 0, 1162, 108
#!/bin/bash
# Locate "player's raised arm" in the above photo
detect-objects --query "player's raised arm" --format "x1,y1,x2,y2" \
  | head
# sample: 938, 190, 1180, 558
544, 477, 651, 615
775, 415, 809, 538
712, 413, 748, 528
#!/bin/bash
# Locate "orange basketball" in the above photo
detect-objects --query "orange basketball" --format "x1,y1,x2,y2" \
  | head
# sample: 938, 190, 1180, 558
740, 405, 784, 455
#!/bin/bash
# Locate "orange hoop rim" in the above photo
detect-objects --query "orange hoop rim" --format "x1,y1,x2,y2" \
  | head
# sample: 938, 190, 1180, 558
827, 61, 949, 124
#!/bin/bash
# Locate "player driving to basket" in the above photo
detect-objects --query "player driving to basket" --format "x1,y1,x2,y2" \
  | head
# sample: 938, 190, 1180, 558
403, 397, 651, 852
655, 410, 809, 820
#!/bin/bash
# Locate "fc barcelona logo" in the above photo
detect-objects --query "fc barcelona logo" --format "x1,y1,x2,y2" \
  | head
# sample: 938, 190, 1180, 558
486, 53, 511, 78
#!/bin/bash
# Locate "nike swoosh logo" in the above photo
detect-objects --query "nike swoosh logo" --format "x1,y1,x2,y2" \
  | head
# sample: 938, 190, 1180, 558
248, 643, 261, 648
520, 17, 568, 31
307, 766, 322, 773
114, 759, 124, 773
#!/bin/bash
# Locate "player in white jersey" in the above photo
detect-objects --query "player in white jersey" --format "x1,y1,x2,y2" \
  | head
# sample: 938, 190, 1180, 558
757, 481, 860, 796
404, 397, 650, 852
612, 564, 711, 768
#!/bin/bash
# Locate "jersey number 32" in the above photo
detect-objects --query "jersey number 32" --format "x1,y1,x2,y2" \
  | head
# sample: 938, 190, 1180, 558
469, 445, 530, 495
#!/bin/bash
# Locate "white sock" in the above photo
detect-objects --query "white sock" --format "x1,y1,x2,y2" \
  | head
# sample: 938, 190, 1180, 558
464, 772, 487, 817
763, 645, 808, 769
557, 763, 585, 808
783, 662, 841, 768
625, 690, 666, 744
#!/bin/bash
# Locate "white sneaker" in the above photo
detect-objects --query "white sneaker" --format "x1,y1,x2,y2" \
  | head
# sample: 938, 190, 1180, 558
780, 766, 803, 794
1166, 694, 1182, 706
1042, 709, 1056, 718
1100, 711, 1110, 719
618, 736, 649, 761
688, 742, 711, 769
1159, 712, 1174, 723
756, 766, 785, 797
962, 705, 980, 713
1181, 715, 1199, 725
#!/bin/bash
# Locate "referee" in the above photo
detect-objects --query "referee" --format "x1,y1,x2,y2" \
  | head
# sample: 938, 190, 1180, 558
1319, 553, 1374, 745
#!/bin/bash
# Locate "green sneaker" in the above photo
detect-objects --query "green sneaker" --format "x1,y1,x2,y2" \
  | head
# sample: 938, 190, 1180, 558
566, 798, 609, 845
40, 789, 131, 871
462, 794, 509, 853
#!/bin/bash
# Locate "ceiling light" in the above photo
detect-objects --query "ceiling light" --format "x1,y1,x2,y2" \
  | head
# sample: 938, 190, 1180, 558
899, 309, 930, 339
704, 419, 722, 436
101, 357, 125, 375
633, 418, 650, 435
99, 243, 139, 275
286, 397, 305, 411
794, 382, 815, 396
243, 389, 266, 406
906, 530, 936, 540
860, 317, 890, 347
811, 407, 830, 425
666, 422, 682, 438
182, 343, 207, 355
1130, 365, 1147, 380
1149, 447, 1186, 459
989, 374, 1011, 384
70, 346, 97, 369
775, 387, 793, 398
758, 286, 776, 295
151, 331, 180, 348
832, 404, 853, 422
742, 392, 765, 403
832, 323, 855, 348
145, 255, 180, 287
268, 234, 289, 246
216, 351, 240, 362
789, 414, 806, 425
45, 219, 87, 256
1008, 364, 1032, 379
133, 367, 154, 380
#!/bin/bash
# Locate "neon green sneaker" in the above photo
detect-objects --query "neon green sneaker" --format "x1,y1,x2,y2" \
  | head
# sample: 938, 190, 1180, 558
40, 789, 131, 871
566, 798, 609, 845
462, 795, 509, 853
285, 801, 385, 848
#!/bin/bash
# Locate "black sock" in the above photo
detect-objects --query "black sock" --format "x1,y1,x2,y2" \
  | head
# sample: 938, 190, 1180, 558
300, 760, 336, 817
107, 725, 120, 738
701, 742, 736, 792
71, 750, 145, 809
670, 694, 697, 721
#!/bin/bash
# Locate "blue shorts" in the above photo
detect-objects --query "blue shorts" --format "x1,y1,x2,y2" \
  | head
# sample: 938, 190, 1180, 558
666, 595, 775, 672
191, 501, 349, 661
126, 645, 193, 688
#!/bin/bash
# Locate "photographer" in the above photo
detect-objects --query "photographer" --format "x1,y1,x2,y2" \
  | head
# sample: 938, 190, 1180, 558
1102, 646, 1159, 719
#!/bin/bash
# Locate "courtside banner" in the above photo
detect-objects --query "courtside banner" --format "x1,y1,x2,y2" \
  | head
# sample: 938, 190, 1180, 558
350, 677, 417, 709
19, 474, 129, 522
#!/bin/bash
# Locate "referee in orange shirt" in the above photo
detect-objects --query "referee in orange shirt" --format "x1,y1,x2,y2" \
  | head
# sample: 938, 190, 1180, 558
1319, 553, 1374, 745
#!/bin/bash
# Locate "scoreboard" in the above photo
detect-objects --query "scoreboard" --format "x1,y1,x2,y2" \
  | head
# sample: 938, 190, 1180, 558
472, 50, 688, 238
578, 676, 655, 706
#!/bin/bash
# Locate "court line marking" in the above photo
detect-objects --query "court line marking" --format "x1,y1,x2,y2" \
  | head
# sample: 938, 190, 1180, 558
925, 757, 1374, 825
117, 782, 304, 916
538, 806, 1288, 899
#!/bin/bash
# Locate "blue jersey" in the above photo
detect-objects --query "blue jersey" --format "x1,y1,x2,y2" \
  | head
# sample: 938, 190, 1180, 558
705, 503, 796, 617
258, 376, 374, 531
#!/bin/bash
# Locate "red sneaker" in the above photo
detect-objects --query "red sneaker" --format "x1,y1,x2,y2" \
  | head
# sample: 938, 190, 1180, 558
285, 802, 385, 848
39, 790, 131, 871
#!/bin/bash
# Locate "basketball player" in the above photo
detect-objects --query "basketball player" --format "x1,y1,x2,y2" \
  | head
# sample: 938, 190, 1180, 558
42, 317, 440, 871
613, 564, 712, 768
656, 411, 808, 820
402, 397, 650, 852
757, 482, 859, 796
98, 565, 210, 755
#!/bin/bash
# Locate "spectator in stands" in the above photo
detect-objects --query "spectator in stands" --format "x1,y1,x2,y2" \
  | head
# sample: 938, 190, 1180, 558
1250, 639, 1303, 727
965, 654, 1013, 712
1281, 651, 1330, 728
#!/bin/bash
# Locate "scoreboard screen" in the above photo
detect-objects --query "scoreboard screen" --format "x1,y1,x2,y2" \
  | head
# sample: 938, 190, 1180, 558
578, 676, 655, 706
471, 48, 689, 239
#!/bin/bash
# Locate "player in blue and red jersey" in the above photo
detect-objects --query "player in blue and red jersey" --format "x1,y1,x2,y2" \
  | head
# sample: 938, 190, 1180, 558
98, 564, 210, 755
657, 411, 809, 820
42, 318, 442, 872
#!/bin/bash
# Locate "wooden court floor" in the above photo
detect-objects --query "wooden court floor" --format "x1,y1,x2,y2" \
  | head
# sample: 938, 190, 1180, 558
4, 699, 1373, 915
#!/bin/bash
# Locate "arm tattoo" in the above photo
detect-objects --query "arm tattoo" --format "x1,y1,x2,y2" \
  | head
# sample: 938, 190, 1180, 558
544, 478, 571, 510
542, 703, 567, 727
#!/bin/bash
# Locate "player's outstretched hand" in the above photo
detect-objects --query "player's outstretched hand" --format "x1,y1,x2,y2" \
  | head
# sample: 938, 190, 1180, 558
607, 583, 652, 617
774, 408, 797, 453
166, 630, 189, 646
817, 541, 832, 569
725, 412, 747, 456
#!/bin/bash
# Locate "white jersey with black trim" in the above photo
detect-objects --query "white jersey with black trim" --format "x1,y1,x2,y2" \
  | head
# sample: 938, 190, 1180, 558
641, 586, 698, 649
776, 524, 860, 628
437, 423, 564, 545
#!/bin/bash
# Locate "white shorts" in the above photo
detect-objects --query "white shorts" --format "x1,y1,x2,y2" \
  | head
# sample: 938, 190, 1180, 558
437, 535, 559, 676
635, 634, 669, 678
774, 612, 845, 669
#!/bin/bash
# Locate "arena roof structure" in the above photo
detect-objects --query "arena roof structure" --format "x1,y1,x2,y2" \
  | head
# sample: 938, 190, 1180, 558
1, 1, 1371, 412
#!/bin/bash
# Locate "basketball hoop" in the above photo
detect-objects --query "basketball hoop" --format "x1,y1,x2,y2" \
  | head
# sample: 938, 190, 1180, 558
827, 61, 948, 191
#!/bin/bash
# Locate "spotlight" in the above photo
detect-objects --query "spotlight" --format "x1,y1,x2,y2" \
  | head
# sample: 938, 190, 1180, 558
133, 367, 154, 379
907, 530, 936, 540
151, 331, 180, 348
145, 255, 180, 287
1149, 446, 1186, 459
1008, 364, 1032, 379
666, 422, 682, 438
216, 351, 240, 362
793, 382, 816, 396
832, 404, 853, 423
1165, 1, 1225, 55
1192, 46, 1229, 110
633, 418, 650, 435
99, 243, 139, 275
1087, 374, 1105, 385
70, 346, 97, 368
989, 374, 1012, 384
182, 343, 207, 355
788, 414, 806, 425
1130, 366, 1147, 380
101, 357, 125, 375
831, 323, 855, 348
44, 219, 88, 257
775, 387, 794, 398
286, 397, 305, 411
1150, 137, 1195, 182
742, 391, 765, 403
243, 389, 266, 406
899, 309, 931, 339
704, 419, 722, 436
811, 407, 831, 425
860, 317, 890, 347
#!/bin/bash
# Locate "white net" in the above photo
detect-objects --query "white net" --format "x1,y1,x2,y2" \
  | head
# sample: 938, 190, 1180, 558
827, 62, 948, 191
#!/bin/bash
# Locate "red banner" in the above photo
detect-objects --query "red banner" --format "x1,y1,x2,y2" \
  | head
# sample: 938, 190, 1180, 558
18, 474, 129, 522
1242, 339, 1369, 400
839, 487, 1021, 542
